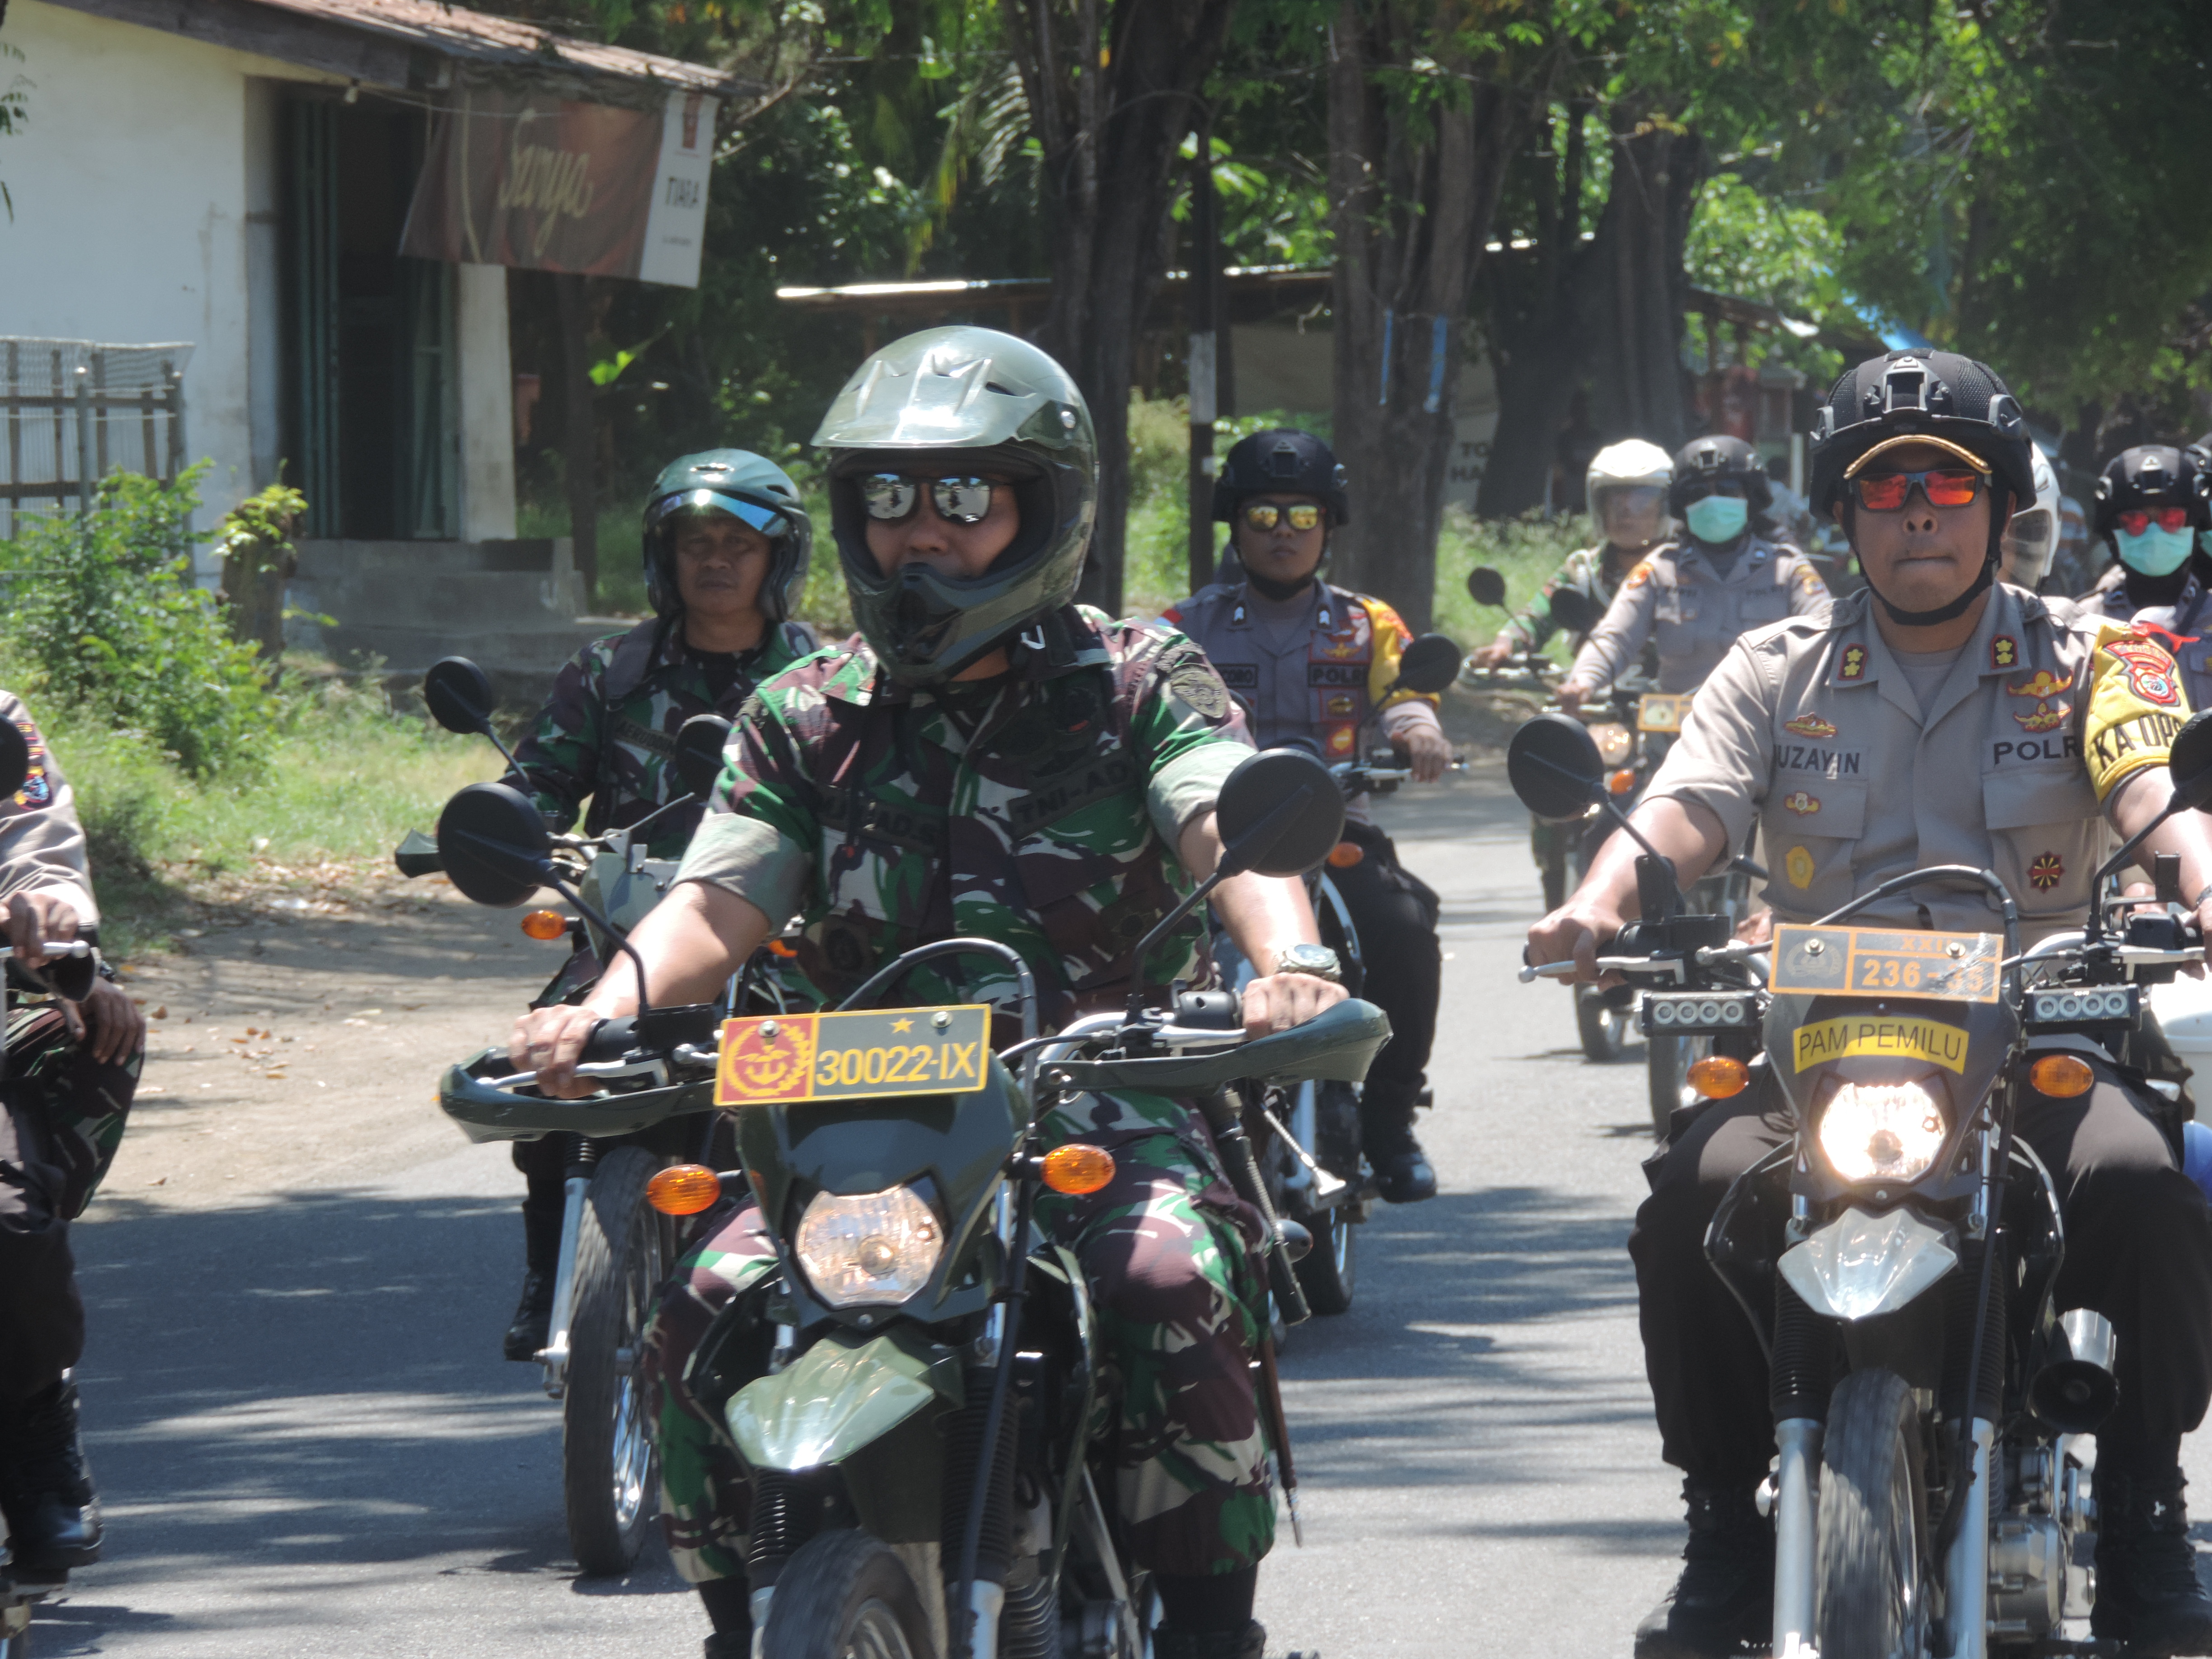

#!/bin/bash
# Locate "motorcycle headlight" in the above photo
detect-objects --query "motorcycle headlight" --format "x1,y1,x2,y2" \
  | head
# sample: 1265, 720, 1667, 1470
793, 1186, 945, 1308
1589, 723, 1634, 765
1817, 1079, 1949, 1185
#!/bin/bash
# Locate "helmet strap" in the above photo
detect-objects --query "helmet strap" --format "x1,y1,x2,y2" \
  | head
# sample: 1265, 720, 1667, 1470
1245, 566, 1318, 603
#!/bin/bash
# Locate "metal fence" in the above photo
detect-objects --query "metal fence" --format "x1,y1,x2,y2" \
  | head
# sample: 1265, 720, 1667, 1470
1, 338, 193, 539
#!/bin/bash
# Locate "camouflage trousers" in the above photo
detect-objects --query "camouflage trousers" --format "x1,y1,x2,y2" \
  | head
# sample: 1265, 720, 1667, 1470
0, 1005, 141, 1400
641, 1126, 1275, 1584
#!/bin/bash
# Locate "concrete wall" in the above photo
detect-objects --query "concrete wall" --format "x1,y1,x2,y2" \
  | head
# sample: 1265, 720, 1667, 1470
456, 265, 518, 542
0, 2, 338, 544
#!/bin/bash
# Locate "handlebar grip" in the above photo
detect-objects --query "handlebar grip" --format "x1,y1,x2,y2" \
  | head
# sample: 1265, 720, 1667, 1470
581, 1016, 638, 1063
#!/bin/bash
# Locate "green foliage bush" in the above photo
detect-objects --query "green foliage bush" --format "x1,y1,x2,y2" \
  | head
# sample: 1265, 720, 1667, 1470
5, 465, 278, 779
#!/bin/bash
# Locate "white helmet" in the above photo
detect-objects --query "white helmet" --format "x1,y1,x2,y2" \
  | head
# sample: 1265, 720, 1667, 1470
1585, 439, 1673, 541
2000, 440, 2062, 587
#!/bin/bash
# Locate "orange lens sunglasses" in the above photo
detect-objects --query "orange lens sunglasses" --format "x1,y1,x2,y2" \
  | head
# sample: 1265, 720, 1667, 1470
2117, 506, 2192, 536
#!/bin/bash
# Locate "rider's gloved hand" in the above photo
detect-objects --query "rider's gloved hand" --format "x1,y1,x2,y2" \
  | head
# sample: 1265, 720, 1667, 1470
1527, 895, 1626, 987
1402, 726, 1453, 783
1241, 969, 1347, 1036
510, 1003, 609, 1099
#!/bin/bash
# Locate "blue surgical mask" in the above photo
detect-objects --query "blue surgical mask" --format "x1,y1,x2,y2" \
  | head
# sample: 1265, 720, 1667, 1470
2118, 523, 2194, 577
1685, 494, 1749, 545
2198, 528, 2212, 557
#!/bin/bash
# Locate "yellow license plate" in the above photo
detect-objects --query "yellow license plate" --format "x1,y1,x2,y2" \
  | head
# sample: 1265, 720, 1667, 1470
714, 1004, 992, 1107
1769, 925, 2000, 1004
1792, 1014, 1970, 1073
1638, 692, 1690, 734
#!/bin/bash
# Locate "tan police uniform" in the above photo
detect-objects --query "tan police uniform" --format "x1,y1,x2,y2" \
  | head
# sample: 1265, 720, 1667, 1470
1648, 581, 2186, 940
1566, 535, 1832, 696
0, 690, 96, 928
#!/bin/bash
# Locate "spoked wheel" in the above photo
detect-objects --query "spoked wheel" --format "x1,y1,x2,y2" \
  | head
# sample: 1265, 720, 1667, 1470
1575, 984, 1631, 1062
1294, 1083, 1359, 1316
1647, 1031, 1710, 1139
563, 1143, 668, 1576
761, 1529, 935, 1659
1815, 1369, 1931, 1659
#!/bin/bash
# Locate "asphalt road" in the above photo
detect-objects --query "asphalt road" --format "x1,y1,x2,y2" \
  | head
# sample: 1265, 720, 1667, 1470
38, 764, 2212, 1657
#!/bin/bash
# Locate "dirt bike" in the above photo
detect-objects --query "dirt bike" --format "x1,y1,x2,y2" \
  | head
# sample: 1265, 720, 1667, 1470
1511, 707, 2212, 1659
395, 656, 769, 1576
431, 744, 1388, 1659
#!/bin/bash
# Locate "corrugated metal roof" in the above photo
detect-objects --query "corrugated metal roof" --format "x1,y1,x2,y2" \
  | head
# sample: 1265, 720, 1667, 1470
247, 0, 759, 95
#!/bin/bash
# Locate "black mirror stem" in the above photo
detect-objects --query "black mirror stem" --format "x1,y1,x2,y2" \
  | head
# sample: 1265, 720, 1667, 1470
537, 862, 656, 1018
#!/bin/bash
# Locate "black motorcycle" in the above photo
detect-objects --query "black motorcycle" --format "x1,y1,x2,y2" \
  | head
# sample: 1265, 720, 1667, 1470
1511, 708, 2212, 1659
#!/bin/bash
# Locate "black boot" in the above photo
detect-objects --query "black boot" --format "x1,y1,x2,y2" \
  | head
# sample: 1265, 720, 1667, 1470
1359, 1085, 1436, 1203
1154, 1620, 1267, 1659
2093, 1460, 2212, 1655
504, 1203, 564, 1362
0, 1377, 104, 1571
1634, 1481, 1771, 1659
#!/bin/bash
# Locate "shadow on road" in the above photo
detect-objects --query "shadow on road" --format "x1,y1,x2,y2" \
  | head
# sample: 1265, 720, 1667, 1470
61, 1178, 684, 1651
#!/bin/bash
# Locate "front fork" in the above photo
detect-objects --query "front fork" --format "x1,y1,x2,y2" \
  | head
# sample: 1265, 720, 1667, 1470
1771, 1418, 1821, 1658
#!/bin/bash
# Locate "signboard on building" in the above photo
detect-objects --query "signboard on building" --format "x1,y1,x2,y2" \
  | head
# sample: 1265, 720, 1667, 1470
400, 85, 717, 287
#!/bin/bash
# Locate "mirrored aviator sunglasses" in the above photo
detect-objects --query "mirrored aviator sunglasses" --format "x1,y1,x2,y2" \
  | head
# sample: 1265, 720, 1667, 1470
2118, 506, 2192, 536
1242, 501, 1323, 532
1851, 468, 1988, 511
859, 473, 998, 525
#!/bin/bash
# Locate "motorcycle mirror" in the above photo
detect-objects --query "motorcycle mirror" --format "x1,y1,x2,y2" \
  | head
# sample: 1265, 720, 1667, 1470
1543, 585, 1598, 637
423, 657, 497, 737
674, 714, 733, 802
1465, 566, 1507, 609
2169, 710, 2212, 813
436, 782, 553, 908
1392, 633, 1463, 696
1216, 748, 1347, 878
0, 719, 31, 801
1506, 712, 1606, 818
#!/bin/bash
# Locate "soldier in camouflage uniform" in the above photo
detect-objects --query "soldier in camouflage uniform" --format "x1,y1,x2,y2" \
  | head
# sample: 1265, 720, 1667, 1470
512, 328, 1350, 1659
497, 450, 819, 1362
0, 690, 145, 1573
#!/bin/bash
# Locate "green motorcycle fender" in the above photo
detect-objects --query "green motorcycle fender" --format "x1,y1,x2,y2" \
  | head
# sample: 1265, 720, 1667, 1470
726, 1323, 965, 1473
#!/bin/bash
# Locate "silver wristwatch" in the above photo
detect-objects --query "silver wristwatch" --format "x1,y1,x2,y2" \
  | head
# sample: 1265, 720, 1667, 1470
1273, 943, 1342, 983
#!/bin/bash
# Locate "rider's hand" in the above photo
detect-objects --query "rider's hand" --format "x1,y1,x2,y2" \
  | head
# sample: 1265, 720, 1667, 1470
66, 977, 145, 1065
1241, 970, 1348, 1036
1556, 683, 1588, 716
1470, 639, 1515, 671
1527, 895, 1626, 987
1403, 726, 1453, 783
510, 1003, 609, 1099
5, 890, 77, 969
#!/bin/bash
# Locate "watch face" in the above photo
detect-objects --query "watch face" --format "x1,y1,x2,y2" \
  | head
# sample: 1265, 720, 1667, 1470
1280, 945, 1340, 979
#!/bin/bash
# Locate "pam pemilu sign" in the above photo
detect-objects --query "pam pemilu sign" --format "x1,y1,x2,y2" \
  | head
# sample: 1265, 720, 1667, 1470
400, 84, 717, 287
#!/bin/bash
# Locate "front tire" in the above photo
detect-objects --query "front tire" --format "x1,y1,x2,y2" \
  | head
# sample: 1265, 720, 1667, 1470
761, 1529, 935, 1659
1815, 1369, 1931, 1659
1647, 1032, 1709, 1139
1576, 984, 1631, 1062
563, 1143, 668, 1576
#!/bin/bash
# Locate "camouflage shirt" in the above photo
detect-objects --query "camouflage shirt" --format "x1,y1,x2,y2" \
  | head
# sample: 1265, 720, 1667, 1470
510, 616, 818, 858
675, 604, 1253, 1035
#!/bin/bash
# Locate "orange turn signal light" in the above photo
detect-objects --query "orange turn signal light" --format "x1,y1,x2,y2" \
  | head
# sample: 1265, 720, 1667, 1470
1041, 1143, 1116, 1196
1688, 1055, 1750, 1100
768, 938, 799, 958
1326, 841, 1365, 868
646, 1163, 724, 1216
2029, 1054, 2095, 1099
1607, 768, 1638, 797
520, 909, 567, 941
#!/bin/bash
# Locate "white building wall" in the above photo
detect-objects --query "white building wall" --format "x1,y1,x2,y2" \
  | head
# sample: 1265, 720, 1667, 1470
0, 2, 335, 545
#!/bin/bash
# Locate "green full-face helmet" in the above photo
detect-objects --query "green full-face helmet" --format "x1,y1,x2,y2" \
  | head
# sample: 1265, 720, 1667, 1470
642, 449, 813, 622
812, 326, 1096, 686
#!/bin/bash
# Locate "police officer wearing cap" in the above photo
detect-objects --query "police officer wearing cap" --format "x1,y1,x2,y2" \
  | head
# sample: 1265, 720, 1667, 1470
1530, 351, 2212, 1659
1559, 434, 1832, 715
1163, 428, 1449, 1203
2078, 446, 2212, 712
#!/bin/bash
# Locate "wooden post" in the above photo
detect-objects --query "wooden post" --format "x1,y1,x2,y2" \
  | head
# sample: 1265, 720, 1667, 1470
553, 272, 598, 607
73, 366, 92, 518
1186, 103, 1220, 597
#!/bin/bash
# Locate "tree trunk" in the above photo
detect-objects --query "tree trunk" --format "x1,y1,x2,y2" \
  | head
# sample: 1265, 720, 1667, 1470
1327, 0, 1523, 630
999, 0, 1237, 617
1580, 113, 1706, 456
554, 272, 598, 609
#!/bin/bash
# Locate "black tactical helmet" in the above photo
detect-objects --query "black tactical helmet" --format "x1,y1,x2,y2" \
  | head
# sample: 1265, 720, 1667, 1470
1807, 350, 2034, 517
1668, 434, 1772, 517
641, 450, 812, 621
2092, 446, 2209, 543
812, 326, 1095, 687
1212, 428, 1350, 526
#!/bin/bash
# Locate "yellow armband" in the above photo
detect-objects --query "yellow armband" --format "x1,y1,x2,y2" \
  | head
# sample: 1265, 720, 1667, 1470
2085, 623, 2189, 801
